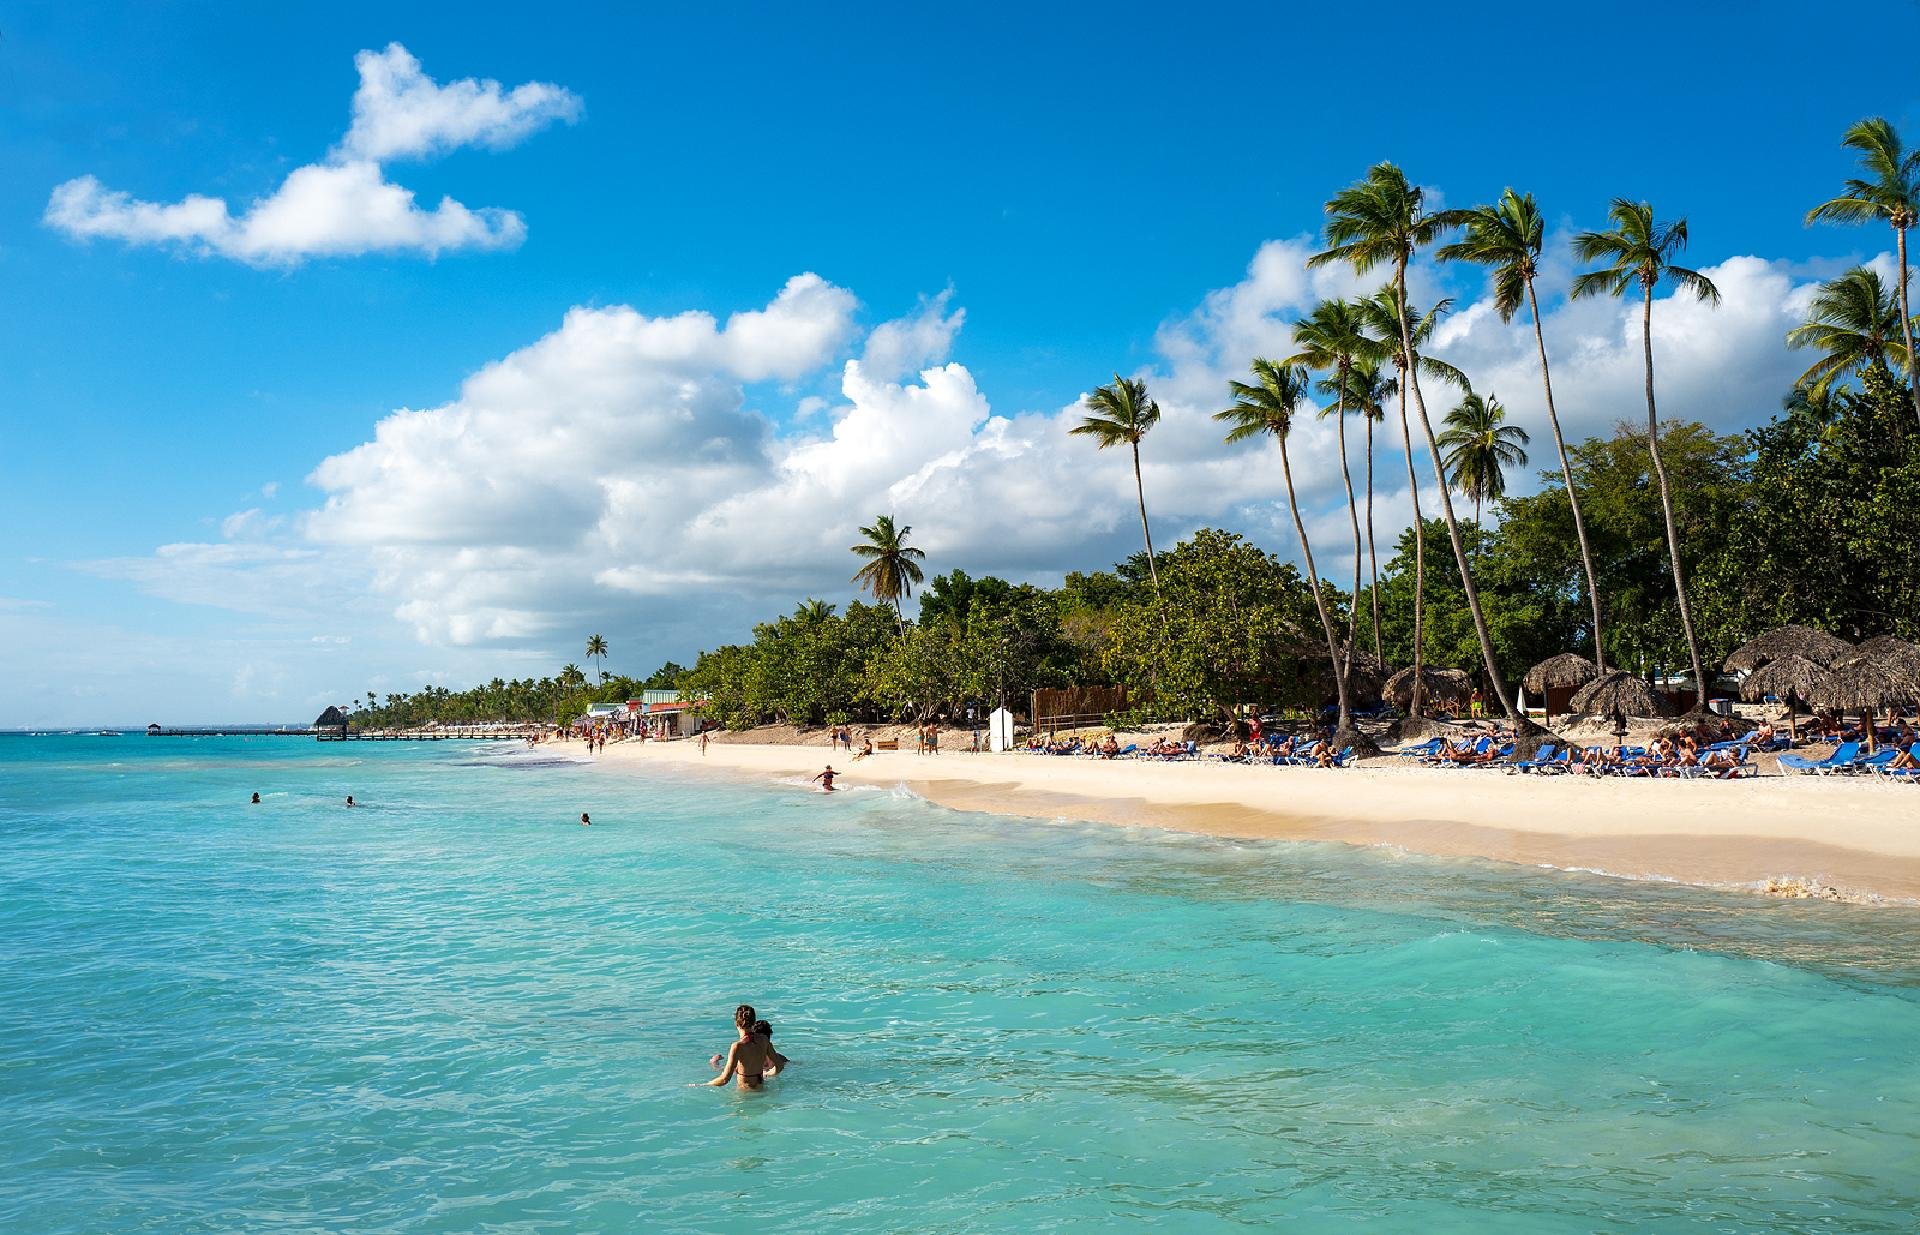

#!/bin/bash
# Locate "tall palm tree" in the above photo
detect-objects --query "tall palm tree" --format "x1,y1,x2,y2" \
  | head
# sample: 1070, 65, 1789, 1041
1353, 289, 1465, 718
1311, 163, 1526, 728
850, 514, 927, 619
560, 663, 586, 690
1436, 392, 1530, 547
1072, 375, 1163, 594
1321, 361, 1393, 662
585, 634, 609, 683
1438, 189, 1608, 671
1572, 199, 1720, 710
1807, 118, 1920, 427
1213, 360, 1356, 739
1284, 298, 1377, 698
1785, 265, 1913, 396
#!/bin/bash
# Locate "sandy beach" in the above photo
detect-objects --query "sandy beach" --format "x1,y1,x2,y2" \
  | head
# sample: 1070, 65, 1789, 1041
593, 738, 1920, 904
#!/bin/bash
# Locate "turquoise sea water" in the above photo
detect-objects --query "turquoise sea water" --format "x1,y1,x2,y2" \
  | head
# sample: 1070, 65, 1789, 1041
3, 736, 1919, 1233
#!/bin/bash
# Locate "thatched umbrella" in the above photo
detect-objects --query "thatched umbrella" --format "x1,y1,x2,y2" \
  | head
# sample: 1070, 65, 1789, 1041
1568, 671, 1674, 719
1812, 652, 1920, 751
1521, 653, 1599, 710
1723, 624, 1853, 673
1859, 634, 1920, 682
1384, 666, 1472, 712
1738, 654, 1834, 740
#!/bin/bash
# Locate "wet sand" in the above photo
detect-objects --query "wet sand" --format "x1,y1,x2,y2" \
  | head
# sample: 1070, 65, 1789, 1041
592, 740, 1920, 904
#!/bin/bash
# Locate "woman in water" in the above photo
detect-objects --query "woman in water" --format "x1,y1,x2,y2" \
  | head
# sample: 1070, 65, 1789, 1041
705, 1004, 778, 1089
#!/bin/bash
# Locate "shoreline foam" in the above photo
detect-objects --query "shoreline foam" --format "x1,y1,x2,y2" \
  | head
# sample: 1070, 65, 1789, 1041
589, 740, 1920, 906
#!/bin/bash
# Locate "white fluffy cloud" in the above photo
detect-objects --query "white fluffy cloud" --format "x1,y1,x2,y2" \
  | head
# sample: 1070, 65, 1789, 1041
338, 44, 582, 162
99, 237, 1840, 668
44, 44, 576, 265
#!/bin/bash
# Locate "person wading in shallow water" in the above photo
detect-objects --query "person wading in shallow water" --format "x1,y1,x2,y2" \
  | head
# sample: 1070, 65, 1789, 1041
703, 1004, 779, 1089
580, 813, 591, 826
811, 765, 837, 792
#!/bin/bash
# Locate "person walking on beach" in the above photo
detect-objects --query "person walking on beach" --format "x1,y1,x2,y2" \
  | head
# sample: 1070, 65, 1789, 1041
699, 729, 709, 755
703, 1004, 778, 1089
812, 765, 837, 792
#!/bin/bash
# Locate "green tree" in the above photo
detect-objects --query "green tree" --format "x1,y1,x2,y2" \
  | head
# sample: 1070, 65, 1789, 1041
1313, 163, 1526, 728
1572, 199, 1721, 708
559, 663, 587, 689
1213, 359, 1359, 740
1072, 375, 1164, 595
1437, 392, 1530, 541
850, 515, 927, 619
1102, 528, 1319, 720
1438, 189, 1609, 670
1785, 266, 1912, 398
585, 634, 609, 682
1806, 117, 1920, 426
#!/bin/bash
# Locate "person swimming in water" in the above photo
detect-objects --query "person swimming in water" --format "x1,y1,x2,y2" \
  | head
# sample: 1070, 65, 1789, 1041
250, 792, 260, 804
345, 795, 356, 807
580, 812, 591, 826
811, 765, 837, 792
704, 1004, 779, 1089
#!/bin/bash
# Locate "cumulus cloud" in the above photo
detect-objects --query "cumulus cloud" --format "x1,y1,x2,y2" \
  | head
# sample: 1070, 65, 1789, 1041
44, 43, 576, 265
99, 237, 1841, 668
337, 44, 582, 162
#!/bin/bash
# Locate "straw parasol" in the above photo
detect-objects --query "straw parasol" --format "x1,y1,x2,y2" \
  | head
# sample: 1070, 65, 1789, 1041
1722, 624, 1853, 673
1522, 652, 1599, 698
1859, 634, 1920, 681
1567, 671, 1674, 719
1738, 654, 1833, 739
1811, 652, 1920, 751
1384, 666, 1472, 711
1293, 642, 1390, 702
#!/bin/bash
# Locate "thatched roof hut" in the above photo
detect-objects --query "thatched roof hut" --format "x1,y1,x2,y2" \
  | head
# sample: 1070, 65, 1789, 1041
1723, 625, 1853, 673
1384, 666, 1472, 710
1294, 642, 1389, 700
1522, 653, 1599, 696
1568, 671, 1674, 719
1738, 655, 1834, 708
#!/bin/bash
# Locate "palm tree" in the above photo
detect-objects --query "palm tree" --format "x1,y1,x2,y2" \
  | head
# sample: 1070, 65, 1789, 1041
1807, 118, 1920, 426
1438, 189, 1608, 671
794, 598, 837, 625
585, 634, 609, 683
1311, 163, 1525, 728
1786, 265, 1913, 396
1072, 375, 1163, 594
1213, 360, 1356, 740
1321, 361, 1392, 662
1284, 298, 1377, 700
560, 663, 586, 690
1572, 200, 1720, 709
1353, 289, 1465, 718
1436, 392, 1530, 548
850, 515, 927, 619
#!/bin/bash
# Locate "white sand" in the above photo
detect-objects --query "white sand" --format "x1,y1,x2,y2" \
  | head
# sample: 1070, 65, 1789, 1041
590, 739, 1920, 904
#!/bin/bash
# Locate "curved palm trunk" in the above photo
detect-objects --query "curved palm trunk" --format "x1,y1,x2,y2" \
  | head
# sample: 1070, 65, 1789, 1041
1333, 380, 1362, 705
1279, 436, 1352, 733
1130, 439, 1161, 595
1395, 368, 1427, 720
1524, 279, 1607, 674
1365, 415, 1382, 663
1394, 257, 1521, 724
1640, 284, 1708, 711
1898, 225, 1920, 430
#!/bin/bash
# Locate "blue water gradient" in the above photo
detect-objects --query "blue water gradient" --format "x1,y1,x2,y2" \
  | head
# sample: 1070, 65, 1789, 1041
3, 735, 1918, 1232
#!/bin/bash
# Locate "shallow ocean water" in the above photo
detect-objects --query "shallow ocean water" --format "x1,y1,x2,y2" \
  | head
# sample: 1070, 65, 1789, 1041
3, 735, 1918, 1233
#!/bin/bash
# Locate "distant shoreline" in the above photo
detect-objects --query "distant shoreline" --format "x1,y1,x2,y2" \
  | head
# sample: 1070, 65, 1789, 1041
588, 736, 1920, 907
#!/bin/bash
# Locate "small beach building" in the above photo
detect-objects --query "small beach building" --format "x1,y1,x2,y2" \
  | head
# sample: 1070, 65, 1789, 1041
632, 689, 708, 738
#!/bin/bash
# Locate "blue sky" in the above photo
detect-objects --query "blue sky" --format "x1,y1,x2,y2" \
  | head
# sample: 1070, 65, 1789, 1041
4, 1, 1917, 726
